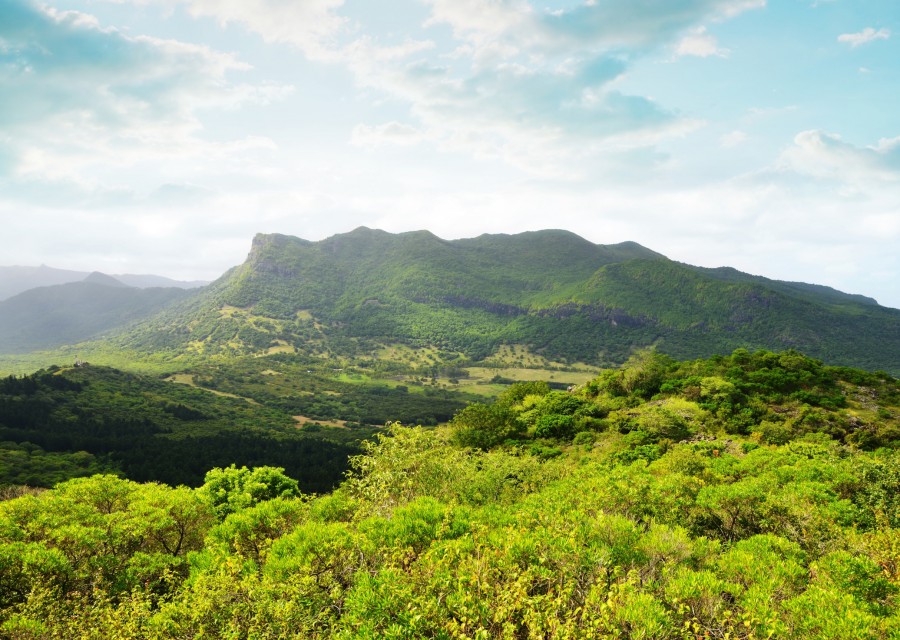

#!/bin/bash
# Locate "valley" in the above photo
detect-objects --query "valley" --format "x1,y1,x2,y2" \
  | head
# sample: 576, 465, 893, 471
0, 228, 898, 636
1, 346, 899, 637
0, 227, 896, 491
5, 0, 898, 633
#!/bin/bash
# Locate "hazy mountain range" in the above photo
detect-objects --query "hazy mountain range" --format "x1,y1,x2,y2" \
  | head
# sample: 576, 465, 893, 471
0, 277, 194, 354
0, 265, 207, 301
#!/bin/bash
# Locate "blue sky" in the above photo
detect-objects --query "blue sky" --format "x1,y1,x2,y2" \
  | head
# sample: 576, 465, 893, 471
1, 0, 898, 308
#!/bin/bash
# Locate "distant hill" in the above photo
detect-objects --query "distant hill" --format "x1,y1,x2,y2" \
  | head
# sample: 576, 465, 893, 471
108, 227, 898, 374
0, 265, 91, 300
0, 279, 194, 354
114, 273, 209, 290
83, 271, 131, 288
0, 265, 207, 300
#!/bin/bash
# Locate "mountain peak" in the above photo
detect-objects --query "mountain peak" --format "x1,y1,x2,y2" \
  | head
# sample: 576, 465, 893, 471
83, 272, 130, 288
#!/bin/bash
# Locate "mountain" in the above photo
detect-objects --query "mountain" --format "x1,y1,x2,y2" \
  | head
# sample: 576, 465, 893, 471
108, 227, 898, 374
114, 273, 208, 289
0, 265, 207, 301
0, 265, 91, 300
83, 271, 131, 288
0, 278, 194, 354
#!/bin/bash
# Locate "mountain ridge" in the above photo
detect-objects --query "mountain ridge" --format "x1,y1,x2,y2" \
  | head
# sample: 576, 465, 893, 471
0, 228, 895, 373
95, 228, 898, 374
0, 265, 208, 301
0, 279, 193, 354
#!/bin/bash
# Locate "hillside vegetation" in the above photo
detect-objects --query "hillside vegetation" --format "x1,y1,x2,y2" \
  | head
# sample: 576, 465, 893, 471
0, 364, 373, 492
1, 349, 899, 638
101, 228, 900, 375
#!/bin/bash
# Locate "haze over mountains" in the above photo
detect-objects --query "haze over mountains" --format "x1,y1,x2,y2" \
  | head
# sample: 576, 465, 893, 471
0, 265, 207, 301
0, 278, 194, 354
1, 228, 895, 374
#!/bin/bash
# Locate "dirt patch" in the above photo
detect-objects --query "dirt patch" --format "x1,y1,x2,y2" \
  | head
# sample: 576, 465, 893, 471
293, 415, 350, 429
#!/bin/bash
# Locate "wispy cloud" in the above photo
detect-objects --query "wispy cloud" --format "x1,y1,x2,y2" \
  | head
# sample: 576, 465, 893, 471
720, 130, 748, 147
675, 26, 729, 57
102, 0, 348, 59
423, 0, 763, 54
92, 0, 759, 176
338, 0, 760, 175
351, 122, 426, 148
838, 27, 890, 48
0, 0, 289, 188
780, 130, 900, 184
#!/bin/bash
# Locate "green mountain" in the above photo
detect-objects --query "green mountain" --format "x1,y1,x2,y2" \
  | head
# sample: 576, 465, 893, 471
111, 227, 898, 374
0, 278, 192, 354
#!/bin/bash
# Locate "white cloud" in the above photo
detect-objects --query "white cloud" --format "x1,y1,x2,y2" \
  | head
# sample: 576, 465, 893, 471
102, 0, 347, 59
87, 0, 761, 177
0, 0, 290, 202
355, 55, 698, 177
423, 0, 530, 45
720, 130, 748, 147
838, 27, 890, 48
351, 122, 426, 147
183, 0, 347, 59
0, 3, 247, 131
779, 130, 900, 184
718, 0, 767, 17
676, 26, 729, 57
332, 0, 765, 176
424, 0, 763, 53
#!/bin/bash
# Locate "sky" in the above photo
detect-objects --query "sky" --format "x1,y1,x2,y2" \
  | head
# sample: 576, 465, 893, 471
1, 0, 899, 308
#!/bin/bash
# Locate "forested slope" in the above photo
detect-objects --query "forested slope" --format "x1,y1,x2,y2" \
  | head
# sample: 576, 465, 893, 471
107, 228, 900, 374
0, 365, 364, 491
1, 349, 899, 638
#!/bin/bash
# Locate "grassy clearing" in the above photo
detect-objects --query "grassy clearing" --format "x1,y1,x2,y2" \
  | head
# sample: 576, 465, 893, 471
0, 345, 191, 377
265, 341, 295, 355
374, 344, 447, 369
487, 344, 552, 368
481, 344, 599, 372
166, 373, 195, 385
463, 366, 598, 385
165, 373, 259, 404
292, 415, 349, 429
335, 371, 372, 384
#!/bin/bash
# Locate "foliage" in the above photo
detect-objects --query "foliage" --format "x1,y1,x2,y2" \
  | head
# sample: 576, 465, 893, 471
0, 350, 898, 637
2, 419, 900, 637
198, 465, 300, 520
0, 365, 361, 491
450, 403, 523, 449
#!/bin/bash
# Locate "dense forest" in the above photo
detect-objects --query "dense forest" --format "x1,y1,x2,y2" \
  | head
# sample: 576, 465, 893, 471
0, 365, 371, 491
1, 349, 898, 638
